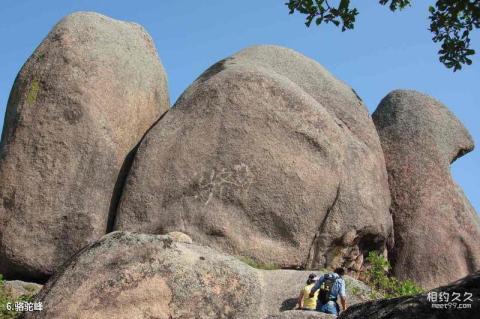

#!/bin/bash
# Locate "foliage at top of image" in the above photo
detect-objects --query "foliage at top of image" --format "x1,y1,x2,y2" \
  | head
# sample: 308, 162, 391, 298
364, 251, 423, 299
429, 1, 479, 70
286, 0, 480, 71
0, 274, 35, 319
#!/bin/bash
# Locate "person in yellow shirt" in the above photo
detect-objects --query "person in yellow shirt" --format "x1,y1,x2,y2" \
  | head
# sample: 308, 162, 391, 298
297, 273, 319, 310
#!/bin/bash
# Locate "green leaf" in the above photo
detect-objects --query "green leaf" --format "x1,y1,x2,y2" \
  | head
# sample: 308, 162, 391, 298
339, 0, 350, 11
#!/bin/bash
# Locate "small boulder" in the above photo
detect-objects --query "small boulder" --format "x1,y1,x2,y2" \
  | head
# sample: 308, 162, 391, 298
3, 280, 42, 299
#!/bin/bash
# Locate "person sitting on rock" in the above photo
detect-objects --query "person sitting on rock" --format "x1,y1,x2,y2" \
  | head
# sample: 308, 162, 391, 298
296, 273, 319, 311
309, 267, 347, 316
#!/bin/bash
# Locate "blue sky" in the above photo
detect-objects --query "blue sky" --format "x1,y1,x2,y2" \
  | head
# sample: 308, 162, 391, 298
1, 1, 478, 212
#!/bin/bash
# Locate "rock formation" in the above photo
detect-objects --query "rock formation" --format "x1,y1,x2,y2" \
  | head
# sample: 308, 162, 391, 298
1, 11, 479, 318
114, 45, 393, 274
373, 90, 480, 289
0, 12, 169, 281
339, 271, 479, 319
25, 231, 371, 319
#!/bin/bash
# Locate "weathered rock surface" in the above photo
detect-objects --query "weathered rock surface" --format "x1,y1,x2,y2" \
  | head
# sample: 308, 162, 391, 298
26, 231, 371, 319
114, 45, 393, 274
0, 12, 169, 281
373, 90, 480, 289
265, 310, 335, 319
339, 271, 480, 319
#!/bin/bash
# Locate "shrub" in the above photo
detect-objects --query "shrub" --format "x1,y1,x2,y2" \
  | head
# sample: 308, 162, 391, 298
365, 251, 423, 299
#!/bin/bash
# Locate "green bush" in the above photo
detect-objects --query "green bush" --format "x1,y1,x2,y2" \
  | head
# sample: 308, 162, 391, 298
0, 274, 36, 319
365, 251, 423, 299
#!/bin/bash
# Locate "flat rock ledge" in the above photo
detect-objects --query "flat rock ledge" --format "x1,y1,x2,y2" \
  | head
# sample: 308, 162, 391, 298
25, 231, 371, 319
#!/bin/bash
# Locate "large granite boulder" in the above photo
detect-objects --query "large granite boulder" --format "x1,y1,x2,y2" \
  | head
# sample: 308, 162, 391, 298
373, 90, 480, 289
25, 231, 371, 319
0, 12, 169, 281
339, 271, 479, 319
114, 45, 393, 274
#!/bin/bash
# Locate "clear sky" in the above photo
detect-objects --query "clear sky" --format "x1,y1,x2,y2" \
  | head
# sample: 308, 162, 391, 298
1, 1, 478, 212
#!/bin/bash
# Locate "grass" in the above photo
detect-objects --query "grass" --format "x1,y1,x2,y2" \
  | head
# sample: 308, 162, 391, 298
237, 256, 279, 270
350, 285, 360, 296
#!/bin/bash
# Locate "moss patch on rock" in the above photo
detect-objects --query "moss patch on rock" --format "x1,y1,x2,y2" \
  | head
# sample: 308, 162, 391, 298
26, 79, 40, 105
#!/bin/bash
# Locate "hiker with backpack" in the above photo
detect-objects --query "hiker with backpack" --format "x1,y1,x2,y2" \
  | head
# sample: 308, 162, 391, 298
309, 267, 347, 316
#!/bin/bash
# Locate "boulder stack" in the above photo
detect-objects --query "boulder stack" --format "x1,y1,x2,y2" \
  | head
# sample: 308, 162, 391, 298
0, 11, 479, 318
